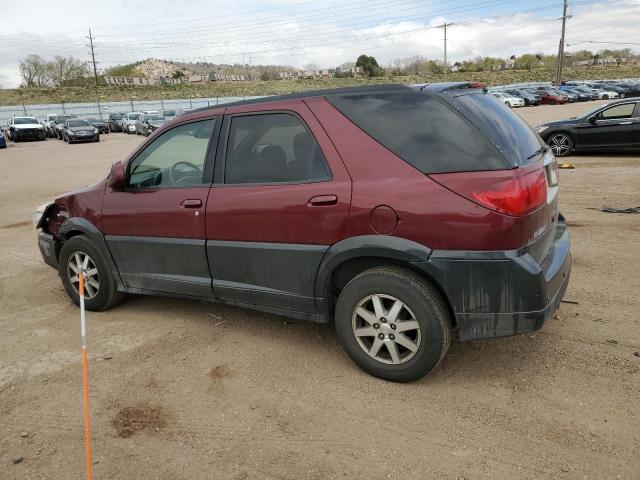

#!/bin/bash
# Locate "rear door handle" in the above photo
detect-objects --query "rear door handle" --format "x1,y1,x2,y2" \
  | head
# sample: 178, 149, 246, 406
308, 194, 338, 207
618, 121, 632, 125
181, 199, 202, 208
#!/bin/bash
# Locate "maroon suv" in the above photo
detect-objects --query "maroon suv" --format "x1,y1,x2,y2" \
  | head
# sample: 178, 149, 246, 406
34, 83, 571, 382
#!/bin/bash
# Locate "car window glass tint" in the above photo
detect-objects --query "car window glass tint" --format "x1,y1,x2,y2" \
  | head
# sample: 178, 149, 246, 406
599, 103, 635, 119
225, 113, 332, 184
128, 119, 215, 189
329, 92, 512, 173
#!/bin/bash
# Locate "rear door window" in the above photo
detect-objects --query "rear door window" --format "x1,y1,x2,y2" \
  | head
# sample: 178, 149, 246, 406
224, 113, 332, 184
327, 92, 510, 173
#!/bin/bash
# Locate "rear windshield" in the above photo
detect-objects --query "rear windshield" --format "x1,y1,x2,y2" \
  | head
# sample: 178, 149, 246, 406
450, 93, 544, 166
327, 92, 509, 174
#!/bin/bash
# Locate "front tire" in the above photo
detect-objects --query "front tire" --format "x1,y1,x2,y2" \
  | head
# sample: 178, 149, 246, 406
335, 267, 451, 382
58, 235, 123, 311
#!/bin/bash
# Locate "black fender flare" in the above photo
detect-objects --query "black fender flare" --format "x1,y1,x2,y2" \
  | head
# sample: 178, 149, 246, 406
58, 218, 124, 288
314, 235, 432, 309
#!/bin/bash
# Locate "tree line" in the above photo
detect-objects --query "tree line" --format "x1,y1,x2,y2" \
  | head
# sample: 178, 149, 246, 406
19, 54, 90, 87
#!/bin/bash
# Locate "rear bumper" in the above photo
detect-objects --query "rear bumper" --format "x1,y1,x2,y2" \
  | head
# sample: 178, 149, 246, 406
415, 216, 571, 341
38, 231, 59, 269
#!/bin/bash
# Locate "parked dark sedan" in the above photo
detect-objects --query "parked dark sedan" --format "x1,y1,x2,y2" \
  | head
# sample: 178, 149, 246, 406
536, 99, 640, 156
136, 113, 167, 136
62, 119, 100, 144
53, 115, 78, 139
88, 118, 109, 134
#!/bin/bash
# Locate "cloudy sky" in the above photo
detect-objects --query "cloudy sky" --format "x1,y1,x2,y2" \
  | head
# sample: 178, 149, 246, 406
1, 0, 639, 87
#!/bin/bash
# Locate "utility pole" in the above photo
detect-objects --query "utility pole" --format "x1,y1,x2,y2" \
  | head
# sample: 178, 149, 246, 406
437, 22, 453, 81
555, 0, 570, 85
87, 29, 99, 88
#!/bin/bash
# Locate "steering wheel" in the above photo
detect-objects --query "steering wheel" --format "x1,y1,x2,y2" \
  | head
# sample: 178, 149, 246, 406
169, 161, 202, 185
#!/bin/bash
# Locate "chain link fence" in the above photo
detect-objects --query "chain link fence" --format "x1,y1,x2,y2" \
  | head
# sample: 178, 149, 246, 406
0, 96, 266, 121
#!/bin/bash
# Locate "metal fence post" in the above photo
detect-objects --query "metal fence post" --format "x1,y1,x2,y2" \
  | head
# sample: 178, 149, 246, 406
189, 97, 193, 108
22, 103, 27, 115
161, 99, 164, 111
61, 102, 66, 113
130, 99, 134, 111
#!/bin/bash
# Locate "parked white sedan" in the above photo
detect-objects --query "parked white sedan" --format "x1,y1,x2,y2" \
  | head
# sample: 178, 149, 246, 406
491, 92, 525, 108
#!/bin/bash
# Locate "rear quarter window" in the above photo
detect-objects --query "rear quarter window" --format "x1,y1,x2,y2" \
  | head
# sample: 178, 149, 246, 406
450, 93, 544, 166
327, 92, 509, 174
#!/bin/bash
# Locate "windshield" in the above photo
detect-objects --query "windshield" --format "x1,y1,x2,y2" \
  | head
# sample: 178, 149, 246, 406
57, 115, 76, 123
147, 115, 165, 121
163, 110, 176, 116
15, 117, 38, 124
68, 120, 91, 127
111, 113, 124, 119
128, 114, 140, 120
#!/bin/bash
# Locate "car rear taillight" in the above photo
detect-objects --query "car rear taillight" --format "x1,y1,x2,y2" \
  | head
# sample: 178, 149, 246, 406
430, 165, 547, 217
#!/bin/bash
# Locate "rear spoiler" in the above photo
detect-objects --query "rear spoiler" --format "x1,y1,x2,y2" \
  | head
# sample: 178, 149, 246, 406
411, 82, 488, 93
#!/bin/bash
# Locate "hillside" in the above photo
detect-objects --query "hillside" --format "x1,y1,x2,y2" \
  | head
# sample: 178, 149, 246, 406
2, 65, 640, 106
104, 58, 292, 79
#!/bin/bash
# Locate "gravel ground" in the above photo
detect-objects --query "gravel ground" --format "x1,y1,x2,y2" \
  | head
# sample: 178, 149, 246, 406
0, 102, 639, 479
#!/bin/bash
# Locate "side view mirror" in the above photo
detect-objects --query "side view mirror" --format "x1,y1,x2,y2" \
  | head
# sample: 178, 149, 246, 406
107, 161, 126, 190
588, 116, 597, 125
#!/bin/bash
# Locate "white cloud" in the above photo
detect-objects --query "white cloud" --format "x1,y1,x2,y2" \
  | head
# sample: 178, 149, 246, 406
0, 0, 638, 87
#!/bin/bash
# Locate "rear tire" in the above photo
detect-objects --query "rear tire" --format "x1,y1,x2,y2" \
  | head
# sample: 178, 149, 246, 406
334, 267, 451, 382
602, 94, 609, 99
547, 132, 573, 157
58, 235, 123, 311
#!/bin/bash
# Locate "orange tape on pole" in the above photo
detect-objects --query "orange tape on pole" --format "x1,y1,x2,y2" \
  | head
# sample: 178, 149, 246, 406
79, 272, 92, 480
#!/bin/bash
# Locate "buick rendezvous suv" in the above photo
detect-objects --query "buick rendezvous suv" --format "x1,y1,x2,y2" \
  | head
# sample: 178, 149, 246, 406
34, 83, 571, 382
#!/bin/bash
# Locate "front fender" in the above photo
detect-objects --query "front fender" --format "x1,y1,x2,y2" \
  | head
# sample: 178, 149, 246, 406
59, 218, 123, 288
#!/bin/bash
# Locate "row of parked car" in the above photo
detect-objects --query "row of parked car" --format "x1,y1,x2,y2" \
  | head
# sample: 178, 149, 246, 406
107, 110, 180, 136
1, 109, 188, 147
490, 80, 640, 107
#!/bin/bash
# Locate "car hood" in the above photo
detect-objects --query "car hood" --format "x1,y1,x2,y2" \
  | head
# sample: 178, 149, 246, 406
538, 118, 581, 128
14, 123, 42, 129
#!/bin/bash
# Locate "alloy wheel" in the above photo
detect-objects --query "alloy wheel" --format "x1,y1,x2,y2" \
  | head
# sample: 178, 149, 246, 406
549, 134, 571, 156
67, 251, 100, 299
351, 294, 421, 365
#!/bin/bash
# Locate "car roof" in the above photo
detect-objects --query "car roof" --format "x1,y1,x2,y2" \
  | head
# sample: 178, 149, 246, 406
190, 84, 422, 113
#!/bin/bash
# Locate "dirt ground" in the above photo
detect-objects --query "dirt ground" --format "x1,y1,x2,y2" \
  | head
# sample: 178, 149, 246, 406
1, 102, 639, 479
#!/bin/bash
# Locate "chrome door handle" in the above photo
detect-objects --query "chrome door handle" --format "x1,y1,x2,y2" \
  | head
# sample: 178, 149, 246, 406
619, 121, 632, 125
308, 195, 338, 207
181, 199, 202, 208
